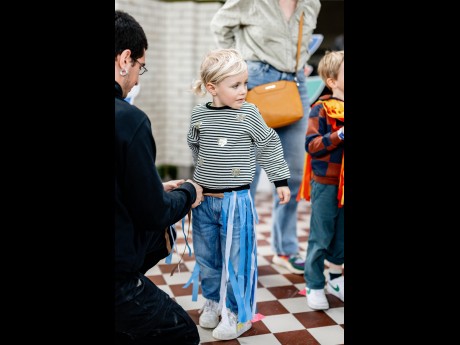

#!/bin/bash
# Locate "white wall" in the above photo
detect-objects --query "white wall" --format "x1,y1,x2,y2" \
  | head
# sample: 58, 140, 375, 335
115, 0, 221, 175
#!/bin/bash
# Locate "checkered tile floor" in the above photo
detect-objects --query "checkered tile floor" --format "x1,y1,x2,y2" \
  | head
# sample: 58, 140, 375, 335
145, 191, 344, 344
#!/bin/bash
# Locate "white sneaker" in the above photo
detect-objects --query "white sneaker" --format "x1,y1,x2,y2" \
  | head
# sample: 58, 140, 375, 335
327, 276, 344, 302
198, 299, 220, 329
306, 287, 329, 310
212, 310, 252, 340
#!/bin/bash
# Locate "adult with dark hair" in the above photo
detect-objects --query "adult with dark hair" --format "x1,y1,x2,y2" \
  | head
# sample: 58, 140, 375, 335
115, 10, 202, 344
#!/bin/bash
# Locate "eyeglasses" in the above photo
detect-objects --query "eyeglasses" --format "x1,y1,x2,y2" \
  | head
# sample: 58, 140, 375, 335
134, 59, 148, 75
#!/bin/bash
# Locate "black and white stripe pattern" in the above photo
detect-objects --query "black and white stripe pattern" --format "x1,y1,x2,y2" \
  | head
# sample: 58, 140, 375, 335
187, 102, 290, 189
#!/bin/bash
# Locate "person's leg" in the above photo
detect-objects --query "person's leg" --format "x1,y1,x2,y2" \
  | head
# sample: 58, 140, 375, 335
247, 62, 309, 267
271, 115, 307, 256
213, 190, 255, 340
304, 182, 340, 310
224, 191, 256, 323
270, 70, 310, 257
115, 275, 199, 345
326, 206, 344, 267
325, 205, 345, 301
192, 196, 223, 330
304, 182, 339, 289
192, 197, 223, 302
328, 262, 343, 278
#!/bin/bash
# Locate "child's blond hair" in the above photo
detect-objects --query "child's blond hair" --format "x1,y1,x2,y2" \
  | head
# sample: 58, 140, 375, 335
317, 50, 344, 90
192, 48, 247, 96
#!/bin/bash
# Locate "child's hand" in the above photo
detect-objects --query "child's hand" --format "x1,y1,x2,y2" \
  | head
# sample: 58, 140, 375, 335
163, 179, 186, 192
276, 186, 291, 205
337, 126, 344, 140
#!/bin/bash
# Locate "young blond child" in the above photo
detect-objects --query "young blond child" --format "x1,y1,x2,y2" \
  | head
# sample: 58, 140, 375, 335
298, 50, 344, 310
186, 48, 291, 340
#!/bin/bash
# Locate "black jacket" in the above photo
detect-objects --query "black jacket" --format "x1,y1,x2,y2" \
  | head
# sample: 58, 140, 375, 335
115, 81, 196, 281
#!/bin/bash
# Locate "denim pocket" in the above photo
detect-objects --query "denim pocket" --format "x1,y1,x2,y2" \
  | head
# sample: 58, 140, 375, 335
246, 61, 268, 89
247, 61, 265, 77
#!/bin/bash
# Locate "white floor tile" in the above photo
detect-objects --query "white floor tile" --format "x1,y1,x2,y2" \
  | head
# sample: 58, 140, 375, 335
308, 325, 344, 345
163, 270, 194, 285
145, 265, 161, 275
256, 287, 276, 302
256, 245, 275, 256
261, 314, 305, 333
238, 333, 282, 345
197, 325, 215, 343
256, 255, 270, 266
175, 294, 204, 311
278, 296, 309, 313
325, 307, 344, 325
257, 274, 292, 287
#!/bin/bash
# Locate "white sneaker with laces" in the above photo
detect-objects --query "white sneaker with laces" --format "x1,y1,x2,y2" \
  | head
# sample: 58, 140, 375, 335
198, 299, 220, 329
212, 310, 252, 340
306, 287, 329, 310
327, 275, 344, 302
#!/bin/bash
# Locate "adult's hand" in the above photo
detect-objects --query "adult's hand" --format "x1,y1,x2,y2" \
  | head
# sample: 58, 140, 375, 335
186, 179, 204, 208
163, 179, 186, 192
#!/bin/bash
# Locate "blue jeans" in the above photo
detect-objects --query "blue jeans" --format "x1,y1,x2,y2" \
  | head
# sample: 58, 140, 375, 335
248, 61, 310, 256
192, 190, 257, 323
304, 181, 344, 289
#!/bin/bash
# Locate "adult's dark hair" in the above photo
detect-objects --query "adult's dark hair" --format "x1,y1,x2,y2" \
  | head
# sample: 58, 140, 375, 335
115, 10, 148, 61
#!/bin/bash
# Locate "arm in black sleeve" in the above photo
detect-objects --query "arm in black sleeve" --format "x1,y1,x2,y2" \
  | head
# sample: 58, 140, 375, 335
124, 118, 196, 232
274, 179, 289, 188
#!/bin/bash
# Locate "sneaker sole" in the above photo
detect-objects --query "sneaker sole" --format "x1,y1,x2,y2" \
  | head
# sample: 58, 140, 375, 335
307, 301, 329, 310
199, 318, 219, 329
212, 321, 252, 340
272, 256, 304, 275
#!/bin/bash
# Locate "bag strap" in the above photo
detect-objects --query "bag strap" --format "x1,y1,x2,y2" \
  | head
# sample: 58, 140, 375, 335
295, 11, 304, 72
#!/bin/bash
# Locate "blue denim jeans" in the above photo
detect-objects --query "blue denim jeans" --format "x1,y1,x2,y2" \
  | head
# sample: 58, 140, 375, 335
304, 181, 344, 289
192, 190, 257, 323
248, 61, 310, 256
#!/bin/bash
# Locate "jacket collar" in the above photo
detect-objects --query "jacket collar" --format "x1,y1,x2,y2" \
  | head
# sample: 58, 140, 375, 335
115, 81, 123, 99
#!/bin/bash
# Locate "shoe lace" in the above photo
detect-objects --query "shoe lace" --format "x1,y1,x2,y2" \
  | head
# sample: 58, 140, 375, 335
199, 299, 218, 315
227, 311, 237, 327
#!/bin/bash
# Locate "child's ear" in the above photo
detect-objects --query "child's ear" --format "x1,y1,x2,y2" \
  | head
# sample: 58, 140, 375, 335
205, 82, 217, 96
326, 77, 336, 90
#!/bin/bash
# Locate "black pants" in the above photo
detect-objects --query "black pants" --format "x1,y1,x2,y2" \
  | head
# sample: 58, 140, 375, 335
115, 228, 198, 344
115, 274, 199, 344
